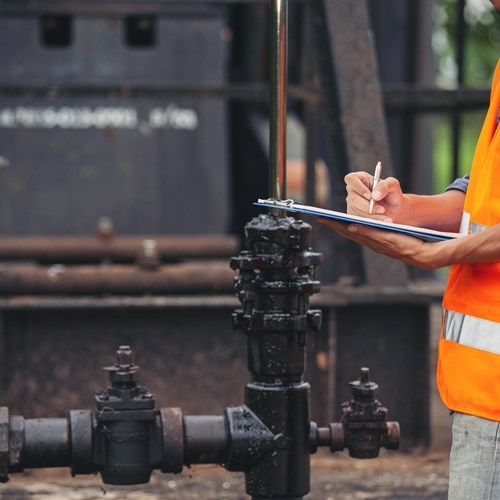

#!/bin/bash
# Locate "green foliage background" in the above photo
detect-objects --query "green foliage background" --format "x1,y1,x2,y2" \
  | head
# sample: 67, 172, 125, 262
433, 0, 500, 192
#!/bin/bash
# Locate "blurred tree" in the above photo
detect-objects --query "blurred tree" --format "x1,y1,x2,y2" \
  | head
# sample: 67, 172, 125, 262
434, 0, 500, 87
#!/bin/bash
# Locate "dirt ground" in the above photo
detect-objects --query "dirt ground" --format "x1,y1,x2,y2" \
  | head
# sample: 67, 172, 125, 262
0, 448, 450, 500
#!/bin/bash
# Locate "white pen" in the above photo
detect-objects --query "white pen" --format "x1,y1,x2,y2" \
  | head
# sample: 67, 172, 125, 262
369, 161, 382, 214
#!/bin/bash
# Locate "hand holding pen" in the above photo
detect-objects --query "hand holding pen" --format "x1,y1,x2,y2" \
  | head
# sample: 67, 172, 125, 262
369, 161, 382, 214
344, 163, 406, 223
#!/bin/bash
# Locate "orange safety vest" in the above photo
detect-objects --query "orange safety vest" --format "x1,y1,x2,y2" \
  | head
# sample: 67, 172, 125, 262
437, 58, 500, 421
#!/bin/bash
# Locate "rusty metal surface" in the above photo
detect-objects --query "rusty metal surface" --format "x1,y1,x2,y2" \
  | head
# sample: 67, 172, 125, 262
311, 0, 409, 286
0, 0, 283, 16
0, 306, 248, 419
0, 12, 230, 238
0, 261, 235, 295
0, 282, 443, 309
160, 408, 184, 474
0, 283, 435, 449
0, 235, 239, 264
0, 297, 451, 496
0, 294, 240, 310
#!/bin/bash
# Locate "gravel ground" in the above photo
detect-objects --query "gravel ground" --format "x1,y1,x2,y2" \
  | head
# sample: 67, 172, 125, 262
0, 449, 449, 500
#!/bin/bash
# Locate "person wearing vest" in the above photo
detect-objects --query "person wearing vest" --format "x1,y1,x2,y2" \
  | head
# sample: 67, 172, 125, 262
320, 1, 500, 497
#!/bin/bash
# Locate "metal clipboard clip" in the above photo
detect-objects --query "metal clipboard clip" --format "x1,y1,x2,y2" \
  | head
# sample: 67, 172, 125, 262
257, 198, 295, 207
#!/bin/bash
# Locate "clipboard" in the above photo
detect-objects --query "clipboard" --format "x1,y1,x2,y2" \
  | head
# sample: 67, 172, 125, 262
254, 198, 463, 243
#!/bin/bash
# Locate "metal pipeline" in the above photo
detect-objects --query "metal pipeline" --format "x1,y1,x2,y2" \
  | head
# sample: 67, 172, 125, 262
0, 353, 399, 488
0, 235, 239, 264
6, 415, 71, 470
231, 214, 322, 499
182, 415, 228, 465
0, 215, 400, 495
0, 348, 277, 484
0, 261, 235, 295
269, 0, 288, 200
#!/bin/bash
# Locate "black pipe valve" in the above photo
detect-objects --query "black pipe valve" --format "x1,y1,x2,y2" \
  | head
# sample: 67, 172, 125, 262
317, 367, 400, 459
93, 345, 160, 485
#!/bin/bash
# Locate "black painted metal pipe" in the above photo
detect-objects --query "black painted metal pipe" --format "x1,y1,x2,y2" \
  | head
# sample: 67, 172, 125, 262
7, 417, 71, 471
23, 418, 70, 468
231, 215, 323, 499
183, 416, 228, 465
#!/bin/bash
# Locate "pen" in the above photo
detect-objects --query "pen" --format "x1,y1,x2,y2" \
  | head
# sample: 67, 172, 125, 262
369, 161, 382, 214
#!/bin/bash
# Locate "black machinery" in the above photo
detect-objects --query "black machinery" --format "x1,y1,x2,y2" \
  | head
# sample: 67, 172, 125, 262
0, 0, 404, 498
0, 218, 399, 496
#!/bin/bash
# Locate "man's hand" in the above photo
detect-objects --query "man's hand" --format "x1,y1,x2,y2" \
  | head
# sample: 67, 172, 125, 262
345, 172, 408, 223
318, 218, 445, 270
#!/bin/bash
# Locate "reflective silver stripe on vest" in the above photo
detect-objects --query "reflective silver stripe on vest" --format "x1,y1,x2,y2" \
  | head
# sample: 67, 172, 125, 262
469, 221, 488, 234
444, 309, 500, 355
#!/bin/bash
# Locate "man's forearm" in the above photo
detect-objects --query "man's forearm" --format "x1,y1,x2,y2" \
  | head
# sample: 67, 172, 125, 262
396, 190, 465, 232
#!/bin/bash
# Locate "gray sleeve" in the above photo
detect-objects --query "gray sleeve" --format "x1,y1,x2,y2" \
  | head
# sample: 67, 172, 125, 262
445, 174, 469, 193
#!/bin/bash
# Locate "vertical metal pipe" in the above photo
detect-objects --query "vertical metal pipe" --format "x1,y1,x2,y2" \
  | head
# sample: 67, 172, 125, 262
269, 0, 288, 200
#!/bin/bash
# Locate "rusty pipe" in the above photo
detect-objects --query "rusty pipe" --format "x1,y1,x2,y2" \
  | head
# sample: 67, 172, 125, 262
0, 261, 235, 295
0, 235, 239, 264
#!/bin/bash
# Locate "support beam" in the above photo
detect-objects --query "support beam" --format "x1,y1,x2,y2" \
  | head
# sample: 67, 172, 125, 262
310, 0, 409, 286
